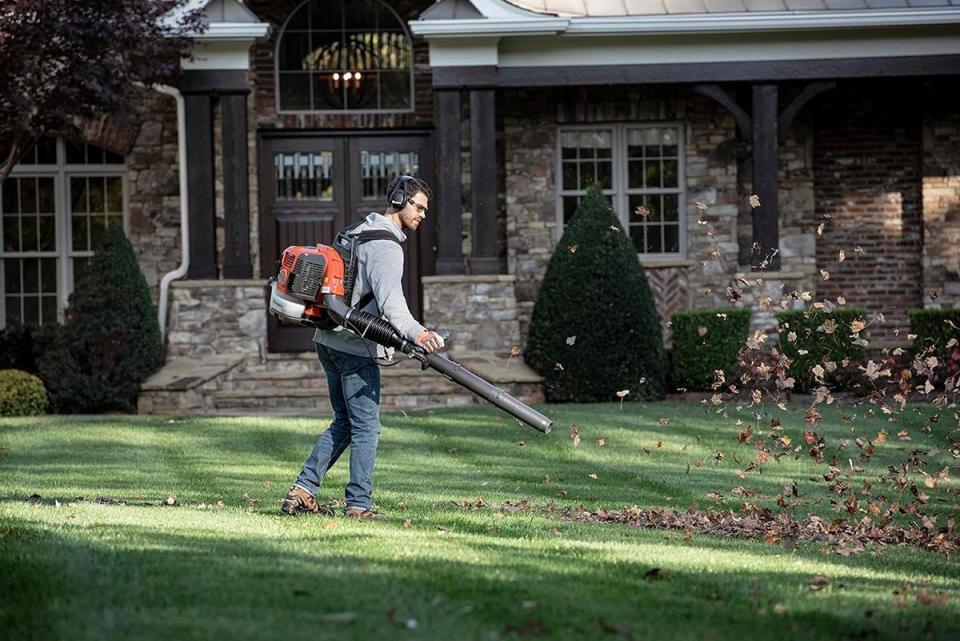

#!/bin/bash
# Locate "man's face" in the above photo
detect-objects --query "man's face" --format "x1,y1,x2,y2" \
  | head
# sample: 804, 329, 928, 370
398, 191, 429, 232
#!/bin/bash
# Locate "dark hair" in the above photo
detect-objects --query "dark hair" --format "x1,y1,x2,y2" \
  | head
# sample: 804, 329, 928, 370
386, 175, 432, 210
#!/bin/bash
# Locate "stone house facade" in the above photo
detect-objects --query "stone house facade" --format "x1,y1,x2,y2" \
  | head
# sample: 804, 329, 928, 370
3, 0, 958, 413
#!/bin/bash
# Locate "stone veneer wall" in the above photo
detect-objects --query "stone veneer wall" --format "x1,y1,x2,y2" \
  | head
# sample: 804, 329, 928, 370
421, 275, 521, 357
498, 80, 960, 352
922, 81, 960, 309
116, 81, 261, 308
812, 82, 924, 344
501, 85, 755, 345
126, 89, 184, 304
166, 280, 267, 358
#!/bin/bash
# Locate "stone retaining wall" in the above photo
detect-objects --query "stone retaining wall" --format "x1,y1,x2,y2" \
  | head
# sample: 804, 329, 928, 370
166, 280, 267, 358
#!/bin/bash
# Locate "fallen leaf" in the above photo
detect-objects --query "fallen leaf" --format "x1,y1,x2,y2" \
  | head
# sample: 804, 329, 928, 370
810, 574, 830, 591
643, 568, 672, 580
321, 612, 357, 623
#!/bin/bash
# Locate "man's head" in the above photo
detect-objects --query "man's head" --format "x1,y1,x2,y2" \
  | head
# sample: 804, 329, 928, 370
385, 175, 432, 232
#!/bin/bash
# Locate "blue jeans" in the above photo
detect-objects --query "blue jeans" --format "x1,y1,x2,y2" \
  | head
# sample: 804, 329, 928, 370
294, 343, 382, 510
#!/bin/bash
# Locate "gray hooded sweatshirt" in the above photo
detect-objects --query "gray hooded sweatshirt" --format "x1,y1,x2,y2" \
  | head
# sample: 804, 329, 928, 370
313, 212, 427, 358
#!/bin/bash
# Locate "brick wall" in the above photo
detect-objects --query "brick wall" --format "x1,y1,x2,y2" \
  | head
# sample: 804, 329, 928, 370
922, 80, 960, 309
813, 81, 924, 345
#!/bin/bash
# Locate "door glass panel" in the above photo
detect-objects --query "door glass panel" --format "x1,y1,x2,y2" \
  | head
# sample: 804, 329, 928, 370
273, 151, 334, 201
359, 150, 419, 200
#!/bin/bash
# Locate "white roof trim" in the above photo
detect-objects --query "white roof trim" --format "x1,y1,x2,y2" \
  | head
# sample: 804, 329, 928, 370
410, 7, 960, 37
470, 0, 549, 18
162, 0, 269, 40
565, 8, 960, 34
412, 17, 568, 36
197, 22, 270, 40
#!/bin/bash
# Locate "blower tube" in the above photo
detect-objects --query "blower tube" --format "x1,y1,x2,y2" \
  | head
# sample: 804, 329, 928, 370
323, 294, 553, 434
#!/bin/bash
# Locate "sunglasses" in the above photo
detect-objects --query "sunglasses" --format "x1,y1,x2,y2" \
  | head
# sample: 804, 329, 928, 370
406, 198, 428, 215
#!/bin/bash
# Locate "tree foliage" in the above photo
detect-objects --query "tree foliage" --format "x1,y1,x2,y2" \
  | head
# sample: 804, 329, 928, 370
0, 0, 204, 181
38, 224, 164, 412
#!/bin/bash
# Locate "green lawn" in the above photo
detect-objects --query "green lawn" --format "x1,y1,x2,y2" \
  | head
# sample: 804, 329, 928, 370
1, 401, 958, 641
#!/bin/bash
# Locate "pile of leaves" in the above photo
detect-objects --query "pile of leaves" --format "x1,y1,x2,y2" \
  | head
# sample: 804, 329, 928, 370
558, 503, 958, 556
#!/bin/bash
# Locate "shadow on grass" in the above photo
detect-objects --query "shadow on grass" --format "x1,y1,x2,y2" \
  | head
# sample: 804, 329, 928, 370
2, 518, 959, 641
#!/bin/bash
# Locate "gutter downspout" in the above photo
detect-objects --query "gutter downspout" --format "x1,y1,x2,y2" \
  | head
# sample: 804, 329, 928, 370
152, 84, 190, 345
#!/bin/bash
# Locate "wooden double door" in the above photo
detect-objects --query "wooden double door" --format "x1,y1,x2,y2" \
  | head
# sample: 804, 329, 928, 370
258, 133, 434, 352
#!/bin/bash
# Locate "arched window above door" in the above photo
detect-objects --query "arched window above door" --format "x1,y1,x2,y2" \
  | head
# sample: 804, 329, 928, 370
276, 0, 413, 113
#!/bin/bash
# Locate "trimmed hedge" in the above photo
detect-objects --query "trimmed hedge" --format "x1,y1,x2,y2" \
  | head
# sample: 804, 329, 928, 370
37, 223, 164, 413
909, 308, 960, 352
524, 183, 667, 402
908, 308, 960, 385
670, 308, 752, 391
776, 307, 869, 393
0, 323, 61, 375
0, 369, 48, 416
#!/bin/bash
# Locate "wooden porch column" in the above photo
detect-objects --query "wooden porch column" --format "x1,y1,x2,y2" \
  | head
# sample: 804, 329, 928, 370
435, 89, 465, 275
469, 89, 500, 274
183, 92, 217, 279
221, 93, 252, 278
751, 84, 780, 271
694, 81, 834, 272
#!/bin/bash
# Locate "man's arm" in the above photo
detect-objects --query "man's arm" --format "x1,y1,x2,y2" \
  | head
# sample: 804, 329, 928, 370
363, 240, 428, 343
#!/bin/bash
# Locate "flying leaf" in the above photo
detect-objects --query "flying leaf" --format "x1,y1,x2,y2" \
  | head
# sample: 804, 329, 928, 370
616, 389, 630, 410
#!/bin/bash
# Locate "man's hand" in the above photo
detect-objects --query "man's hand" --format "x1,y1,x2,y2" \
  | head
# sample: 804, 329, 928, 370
416, 330, 445, 353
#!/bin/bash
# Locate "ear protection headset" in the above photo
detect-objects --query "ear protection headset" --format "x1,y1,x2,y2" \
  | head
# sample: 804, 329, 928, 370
388, 174, 415, 209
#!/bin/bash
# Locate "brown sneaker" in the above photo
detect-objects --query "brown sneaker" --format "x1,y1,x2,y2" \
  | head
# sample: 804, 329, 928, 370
281, 486, 320, 516
344, 506, 384, 519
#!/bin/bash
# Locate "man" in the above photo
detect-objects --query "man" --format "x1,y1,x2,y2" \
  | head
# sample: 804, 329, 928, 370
281, 175, 445, 519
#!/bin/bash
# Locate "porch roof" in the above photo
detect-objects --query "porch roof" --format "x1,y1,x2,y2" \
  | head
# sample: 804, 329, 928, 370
412, 0, 960, 36
505, 0, 959, 17
412, 0, 960, 85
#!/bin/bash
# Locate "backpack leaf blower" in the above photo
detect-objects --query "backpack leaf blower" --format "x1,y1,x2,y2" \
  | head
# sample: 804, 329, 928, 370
267, 236, 553, 434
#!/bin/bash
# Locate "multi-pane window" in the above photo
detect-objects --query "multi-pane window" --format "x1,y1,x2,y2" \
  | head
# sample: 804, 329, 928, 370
0, 138, 126, 328
557, 124, 685, 258
277, 0, 413, 112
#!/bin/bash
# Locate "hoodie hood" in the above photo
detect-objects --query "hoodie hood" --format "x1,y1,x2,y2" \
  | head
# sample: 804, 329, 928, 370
356, 212, 407, 243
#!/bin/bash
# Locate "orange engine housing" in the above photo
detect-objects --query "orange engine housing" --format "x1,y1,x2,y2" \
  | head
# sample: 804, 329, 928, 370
276, 244, 346, 318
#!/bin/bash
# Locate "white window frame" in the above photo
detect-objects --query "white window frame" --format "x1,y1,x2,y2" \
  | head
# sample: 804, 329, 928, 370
555, 122, 687, 260
0, 138, 128, 328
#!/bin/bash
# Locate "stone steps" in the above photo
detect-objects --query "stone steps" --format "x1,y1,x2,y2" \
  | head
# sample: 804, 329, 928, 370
139, 352, 544, 416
